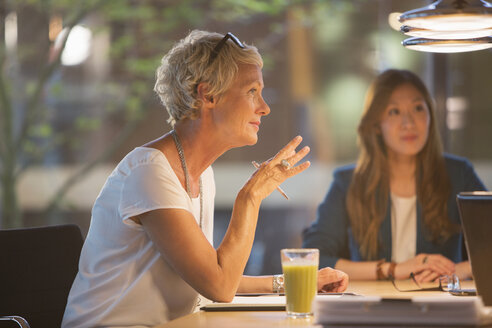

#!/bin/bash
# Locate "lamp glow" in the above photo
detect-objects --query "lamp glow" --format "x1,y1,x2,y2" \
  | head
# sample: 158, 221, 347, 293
402, 37, 492, 53
399, 0, 492, 31
401, 25, 492, 39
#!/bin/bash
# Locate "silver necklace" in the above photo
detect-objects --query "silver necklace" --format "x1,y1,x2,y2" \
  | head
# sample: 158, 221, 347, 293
171, 130, 203, 229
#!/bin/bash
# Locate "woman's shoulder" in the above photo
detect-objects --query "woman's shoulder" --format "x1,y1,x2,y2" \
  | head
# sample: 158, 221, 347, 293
332, 163, 356, 184
128, 146, 169, 163
333, 163, 356, 176
442, 153, 486, 191
115, 147, 172, 176
443, 153, 474, 172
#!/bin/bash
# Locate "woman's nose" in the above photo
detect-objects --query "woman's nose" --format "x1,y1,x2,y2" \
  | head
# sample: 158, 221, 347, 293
258, 96, 271, 116
401, 111, 415, 126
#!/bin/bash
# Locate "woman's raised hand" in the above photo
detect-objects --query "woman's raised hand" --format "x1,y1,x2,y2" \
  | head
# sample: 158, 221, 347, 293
243, 136, 310, 203
317, 267, 349, 293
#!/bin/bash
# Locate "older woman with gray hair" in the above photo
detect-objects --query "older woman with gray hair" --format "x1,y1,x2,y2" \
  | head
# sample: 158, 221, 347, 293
62, 30, 348, 328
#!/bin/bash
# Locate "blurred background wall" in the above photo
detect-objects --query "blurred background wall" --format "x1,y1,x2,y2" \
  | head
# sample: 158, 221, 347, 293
1, 0, 491, 275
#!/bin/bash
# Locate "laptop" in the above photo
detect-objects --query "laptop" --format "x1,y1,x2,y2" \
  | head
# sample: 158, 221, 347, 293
457, 191, 492, 307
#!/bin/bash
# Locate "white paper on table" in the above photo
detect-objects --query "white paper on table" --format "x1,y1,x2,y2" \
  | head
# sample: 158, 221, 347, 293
314, 295, 492, 326
201, 293, 345, 311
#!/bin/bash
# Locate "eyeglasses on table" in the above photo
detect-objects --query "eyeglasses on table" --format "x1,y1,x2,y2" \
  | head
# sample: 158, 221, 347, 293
390, 273, 462, 292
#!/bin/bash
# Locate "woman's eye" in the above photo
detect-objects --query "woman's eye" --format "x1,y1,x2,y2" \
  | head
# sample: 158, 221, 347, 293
415, 104, 425, 112
249, 88, 257, 94
388, 108, 399, 116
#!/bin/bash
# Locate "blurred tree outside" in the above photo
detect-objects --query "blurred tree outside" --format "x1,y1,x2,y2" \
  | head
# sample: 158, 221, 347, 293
0, 0, 326, 228
1, 0, 109, 228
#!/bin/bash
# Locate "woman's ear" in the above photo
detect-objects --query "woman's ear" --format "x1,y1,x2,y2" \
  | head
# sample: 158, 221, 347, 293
197, 82, 214, 106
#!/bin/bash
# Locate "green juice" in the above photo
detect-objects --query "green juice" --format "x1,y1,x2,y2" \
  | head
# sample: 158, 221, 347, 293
282, 263, 318, 315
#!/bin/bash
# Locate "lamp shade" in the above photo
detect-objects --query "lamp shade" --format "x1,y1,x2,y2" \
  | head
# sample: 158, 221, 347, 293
402, 36, 492, 53
399, 0, 492, 31
400, 25, 492, 39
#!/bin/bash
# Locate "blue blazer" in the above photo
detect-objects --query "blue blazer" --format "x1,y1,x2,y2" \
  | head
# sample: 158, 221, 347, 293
302, 154, 487, 268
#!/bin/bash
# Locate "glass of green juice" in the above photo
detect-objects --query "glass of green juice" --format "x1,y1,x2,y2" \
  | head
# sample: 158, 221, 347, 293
281, 248, 319, 318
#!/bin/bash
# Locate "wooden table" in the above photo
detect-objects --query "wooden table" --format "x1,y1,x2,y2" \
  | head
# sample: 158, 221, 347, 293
155, 280, 476, 328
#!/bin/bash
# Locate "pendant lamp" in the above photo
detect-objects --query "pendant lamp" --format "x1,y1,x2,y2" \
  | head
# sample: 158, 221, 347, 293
402, 36, 492, 53
400, 25, 492, 39
397, 0, 492, 53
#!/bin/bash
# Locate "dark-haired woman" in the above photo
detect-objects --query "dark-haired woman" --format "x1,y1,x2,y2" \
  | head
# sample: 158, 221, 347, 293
303, 69, 486, 283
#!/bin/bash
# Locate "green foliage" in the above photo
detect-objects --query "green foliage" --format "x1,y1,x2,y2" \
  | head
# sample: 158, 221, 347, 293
101, 0, 139, 21
25, 81, 38, 98
110, 35, 135, 58
50, 81, 63, 97
131, 81, 148, 97
124, 96, 143, 121
124, 57, 161, 78
160, 1, 205, 29
211, 0, 288, 20
0, 0, 303, 228
75, 117, 101, 132
28, 123, 53, 138
22, 140, 37, 155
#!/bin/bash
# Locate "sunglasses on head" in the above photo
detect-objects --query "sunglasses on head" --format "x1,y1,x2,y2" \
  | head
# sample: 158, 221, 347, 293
208, 32, 245, 65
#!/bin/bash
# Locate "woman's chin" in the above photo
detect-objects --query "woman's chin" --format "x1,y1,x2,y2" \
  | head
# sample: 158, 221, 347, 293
241, 139, 257, 148
247, 134, 259, 146
241, 132, 259, 146
229, 132, 259, 148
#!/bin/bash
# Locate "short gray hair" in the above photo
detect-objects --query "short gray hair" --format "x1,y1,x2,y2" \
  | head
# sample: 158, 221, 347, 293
154, 30, 263, 126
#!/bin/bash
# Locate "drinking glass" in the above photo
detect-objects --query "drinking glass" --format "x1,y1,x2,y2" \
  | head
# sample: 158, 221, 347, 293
281, 248, 319, 318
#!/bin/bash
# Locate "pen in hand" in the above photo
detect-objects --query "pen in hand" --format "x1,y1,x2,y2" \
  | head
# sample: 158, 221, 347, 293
251, 161, 289, 200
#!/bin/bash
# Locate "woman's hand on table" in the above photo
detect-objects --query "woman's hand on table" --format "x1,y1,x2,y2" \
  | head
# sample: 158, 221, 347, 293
395, 253, 455, 282
455, 261, 472, 280
317, 267, 349, 293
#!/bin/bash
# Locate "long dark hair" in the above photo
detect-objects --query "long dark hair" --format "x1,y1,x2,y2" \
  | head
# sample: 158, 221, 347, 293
347, 69, 456, 260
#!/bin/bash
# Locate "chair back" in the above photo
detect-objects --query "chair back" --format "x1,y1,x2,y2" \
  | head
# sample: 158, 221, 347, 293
0, 224, 83, 328
0, 316, 30, 328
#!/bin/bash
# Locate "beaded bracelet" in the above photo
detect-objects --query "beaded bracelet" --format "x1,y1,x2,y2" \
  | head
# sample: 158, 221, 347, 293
388, 262, 397, 279
376, 259, 386, 280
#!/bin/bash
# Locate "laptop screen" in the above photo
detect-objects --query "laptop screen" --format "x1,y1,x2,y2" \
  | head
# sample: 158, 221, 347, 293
457, 191, 492, 307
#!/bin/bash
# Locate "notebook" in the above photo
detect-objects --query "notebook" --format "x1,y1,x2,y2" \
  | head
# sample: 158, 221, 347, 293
457, 191, 492, 307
